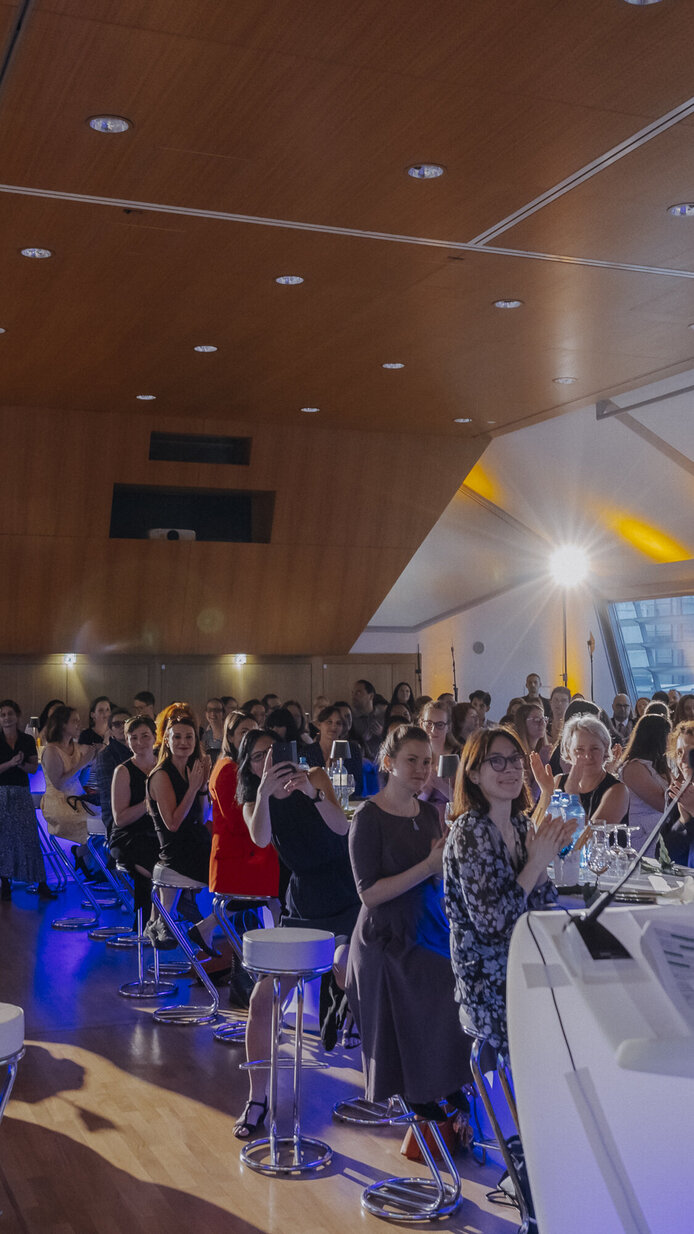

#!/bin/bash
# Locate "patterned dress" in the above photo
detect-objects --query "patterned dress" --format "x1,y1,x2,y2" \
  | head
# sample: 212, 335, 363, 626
443, 809, 556, 1053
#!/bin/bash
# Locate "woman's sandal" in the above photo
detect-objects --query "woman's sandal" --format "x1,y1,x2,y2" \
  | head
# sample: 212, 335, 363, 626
233, 1098, 268, 1140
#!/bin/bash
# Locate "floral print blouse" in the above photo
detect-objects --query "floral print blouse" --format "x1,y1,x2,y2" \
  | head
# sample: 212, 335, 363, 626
443, 809, 556, 1053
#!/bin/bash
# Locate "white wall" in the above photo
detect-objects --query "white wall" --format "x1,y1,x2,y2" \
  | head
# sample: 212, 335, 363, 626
416, 583, 616, 720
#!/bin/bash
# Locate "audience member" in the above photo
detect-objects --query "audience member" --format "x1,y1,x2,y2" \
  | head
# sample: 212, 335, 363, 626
233, 728, 358, 1138
618, 714, 671, 849
261, 693, 281, 715
547, 697, 600, 775
133, 691, 156, 719
312, 695, 329, 720
444, 727, 571, 1052
346, 725, 472, 1118
265, 707, 303, 745
412, 694, 432, 717
652, 690, 670, 705
450, 701, 480, 750
418, 700, 456, 824
241, 698, 266, 727
208, 712, 278, 900
283, 699, 313, 745
304, 705, 362, 789
645, 701, 670, 719
41, 706, 98, 849
350, 679, 383, 761
521, 673, 551, 719
94, 709, 132, 836
673, 695, 694, 726
390, 681, 415, 711
147, 709, 217, 954
0, 699, 55, 901
110, 716, 160, 931
201, 698, 225, 765
221, 696, 239, 716
547, 685, 571, 743
663, 721, 694, 865
556, 715, 629, 826
609, 693, 634, 743
79, 696, 112, 746
634, 696, 649, 719
38, 698, 64, 744
469, 690, 491, 727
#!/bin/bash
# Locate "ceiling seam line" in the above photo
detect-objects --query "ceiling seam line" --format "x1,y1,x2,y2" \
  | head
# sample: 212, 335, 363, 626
618, 413, 694, 480
468, 93, 694, 245
1, 181, 694, 279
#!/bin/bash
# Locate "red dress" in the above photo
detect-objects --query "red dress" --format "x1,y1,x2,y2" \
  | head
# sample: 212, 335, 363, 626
208, 757, 279, 895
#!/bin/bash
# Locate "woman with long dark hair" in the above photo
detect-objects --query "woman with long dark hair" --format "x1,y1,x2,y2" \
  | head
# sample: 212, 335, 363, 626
233, 727, 358, 1139
110, 715, 160, 928
618, 713, 671, 848
208, 711, 279, 899
302, 704, 362, 788
390, 681, 415, 711
41, 706, 97, 846
444, 727, 572, 1052
79, 696, 112, 746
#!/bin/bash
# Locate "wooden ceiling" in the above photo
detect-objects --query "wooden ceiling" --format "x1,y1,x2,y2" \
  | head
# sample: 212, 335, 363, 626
2, 0, 694, 654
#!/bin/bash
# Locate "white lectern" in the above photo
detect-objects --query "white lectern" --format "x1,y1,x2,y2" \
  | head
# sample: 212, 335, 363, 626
507, 902, 694, 1234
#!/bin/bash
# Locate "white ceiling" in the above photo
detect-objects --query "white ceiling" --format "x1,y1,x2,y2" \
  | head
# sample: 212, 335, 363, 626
368, 368, 694, 631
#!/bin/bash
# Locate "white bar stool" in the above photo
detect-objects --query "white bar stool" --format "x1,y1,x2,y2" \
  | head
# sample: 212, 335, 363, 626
150, 869, 220, 1026
240, 926, 334, 1175
0, 1004, 25, 1126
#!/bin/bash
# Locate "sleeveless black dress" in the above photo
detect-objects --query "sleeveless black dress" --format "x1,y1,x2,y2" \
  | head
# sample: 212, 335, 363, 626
148, 762, 211, 882
558, 771, 629, 826
110, 760, 160, 873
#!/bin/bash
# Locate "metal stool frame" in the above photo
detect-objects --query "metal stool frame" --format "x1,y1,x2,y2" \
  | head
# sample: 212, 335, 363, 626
333, 1096, 400, 1126
212, 893, 270, 1044
469, 1038, 530, 1234
118, 908, 177, 999
47, 836, 105, 930
150, 879, 220, 1025
360, 1094, 462, 1222
0, 1046, 25, 1127
240, 956, 333, 1176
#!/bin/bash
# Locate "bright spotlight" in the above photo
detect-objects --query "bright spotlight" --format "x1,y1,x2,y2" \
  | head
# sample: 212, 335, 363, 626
549, 546, 589, 587
63, 653, 76, 666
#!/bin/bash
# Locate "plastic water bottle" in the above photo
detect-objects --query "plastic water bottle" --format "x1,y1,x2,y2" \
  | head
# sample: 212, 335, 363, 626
546, 791, 563, 882
562, 794, 586, 887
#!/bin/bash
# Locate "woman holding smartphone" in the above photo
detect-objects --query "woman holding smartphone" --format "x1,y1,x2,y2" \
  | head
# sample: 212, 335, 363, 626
233, 727, 359, 1139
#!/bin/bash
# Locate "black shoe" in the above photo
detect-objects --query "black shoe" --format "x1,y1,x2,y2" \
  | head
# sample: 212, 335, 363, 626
320, 978, 347, 1052
445, 1088, 471, 1116
37, 881, 59, 900
177, 890, 201, 923
0, 878, 11, 902
407, 1100, 447, 1123
188, 924, 221, 958
233, 1098, 268, 1141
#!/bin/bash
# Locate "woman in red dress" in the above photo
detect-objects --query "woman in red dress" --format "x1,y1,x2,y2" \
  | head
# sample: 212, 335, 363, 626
208, 711, 280, 900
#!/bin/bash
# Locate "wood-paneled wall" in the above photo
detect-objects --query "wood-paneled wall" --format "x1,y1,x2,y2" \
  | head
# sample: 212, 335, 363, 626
0, 406, 483, 657
0, 652, 419, 723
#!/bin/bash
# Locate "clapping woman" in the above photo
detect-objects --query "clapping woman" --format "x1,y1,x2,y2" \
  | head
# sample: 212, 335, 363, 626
0, 699, 55, 901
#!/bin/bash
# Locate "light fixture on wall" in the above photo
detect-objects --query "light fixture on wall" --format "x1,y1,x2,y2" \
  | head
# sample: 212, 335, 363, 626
232, 653, 247, 665
549, 546, 590, 687
63, 653, 76, 666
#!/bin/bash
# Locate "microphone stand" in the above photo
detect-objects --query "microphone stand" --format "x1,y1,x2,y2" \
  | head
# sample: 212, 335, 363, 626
566, 751, 694, 960
451, 646, 458, 702
415, 644, 423, 697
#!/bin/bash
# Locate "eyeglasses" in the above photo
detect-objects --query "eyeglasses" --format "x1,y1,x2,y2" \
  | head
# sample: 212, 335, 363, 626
480, 752, 526, 772
422, 720, 448, 731
250, 750, 269, 763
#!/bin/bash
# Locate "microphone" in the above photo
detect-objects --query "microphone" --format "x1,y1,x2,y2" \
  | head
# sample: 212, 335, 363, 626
566, 747, 694, 960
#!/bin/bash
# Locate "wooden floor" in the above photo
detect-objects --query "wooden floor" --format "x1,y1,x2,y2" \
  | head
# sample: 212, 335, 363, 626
0, 883, 520, 1234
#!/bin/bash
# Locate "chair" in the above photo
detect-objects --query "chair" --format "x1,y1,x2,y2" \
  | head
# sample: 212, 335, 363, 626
211, 892, 272, 1044
0, 1004, 25, 1127
150, 868, 220, 1026
118, 908, 178, 1000
360, 1094, 462, 1222
47, 835, 110, 931
457, 1006, 531, 1234
239, 926, 334, 1175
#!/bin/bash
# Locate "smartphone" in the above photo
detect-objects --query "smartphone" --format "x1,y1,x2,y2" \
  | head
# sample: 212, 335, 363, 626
272, 740, 298, 766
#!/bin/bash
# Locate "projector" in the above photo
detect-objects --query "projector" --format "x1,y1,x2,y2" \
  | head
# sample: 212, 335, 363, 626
147, 528, 196, 541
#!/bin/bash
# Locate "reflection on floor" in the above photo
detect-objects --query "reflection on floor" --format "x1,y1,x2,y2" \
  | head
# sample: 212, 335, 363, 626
0, 882, 520, 1234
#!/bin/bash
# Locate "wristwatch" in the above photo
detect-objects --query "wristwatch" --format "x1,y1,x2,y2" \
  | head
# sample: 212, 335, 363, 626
313, 788, 325, 803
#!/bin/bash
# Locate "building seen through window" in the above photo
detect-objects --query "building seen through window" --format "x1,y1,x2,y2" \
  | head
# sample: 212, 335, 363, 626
611, 596, 694, 695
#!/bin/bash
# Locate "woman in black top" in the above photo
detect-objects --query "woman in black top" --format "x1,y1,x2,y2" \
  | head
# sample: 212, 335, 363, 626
147, 709, 217, 955
554, 715, 629, 826
233, 727, 359, 1139
0, 699, 56, 900
78, 696, 112, 746
110, 716, 160, 927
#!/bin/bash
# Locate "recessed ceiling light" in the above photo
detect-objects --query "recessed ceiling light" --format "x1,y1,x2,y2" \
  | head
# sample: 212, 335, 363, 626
275, 275, 304, 285
667, 203, 694, 217
136, 394, 156, 401
453, 417, 472, 424
20, 247, 52, 258
194, 345, 217, 353
0, 328, 5, 334
553, 376, 578, 385
493, 299, 523, 309
382, 362, 405, 370
301, 406, 319, 413
407, 164, 445, 179
88, 115, 131, 133
486, 420, 496, 424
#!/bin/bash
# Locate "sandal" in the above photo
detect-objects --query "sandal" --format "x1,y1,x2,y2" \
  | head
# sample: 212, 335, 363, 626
233, 1097, 268, 1140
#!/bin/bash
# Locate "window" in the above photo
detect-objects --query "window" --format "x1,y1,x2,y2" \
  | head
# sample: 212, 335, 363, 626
610, 596, 694, 694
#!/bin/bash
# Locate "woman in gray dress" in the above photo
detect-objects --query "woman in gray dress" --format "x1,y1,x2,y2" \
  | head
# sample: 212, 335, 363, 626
345, 724, 471, 1117
0, 699, 56, 900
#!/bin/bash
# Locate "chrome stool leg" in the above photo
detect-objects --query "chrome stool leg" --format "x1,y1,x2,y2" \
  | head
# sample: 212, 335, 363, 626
333, 1096, 401, 1126
0, 1048, 25, 1126
212, 893, 267, 1044
48, 837, 102, 930
241, 973, 333, 1175
150, 884, 219, 1026
361, 1095, 462, 1222
118, 910, 177, 999
470, 1040, 530, 1234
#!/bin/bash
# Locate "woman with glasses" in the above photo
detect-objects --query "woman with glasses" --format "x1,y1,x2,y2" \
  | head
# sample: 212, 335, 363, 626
418, 700, 454, 826
444, 727, 573, 1052
233, 727, 359, 1139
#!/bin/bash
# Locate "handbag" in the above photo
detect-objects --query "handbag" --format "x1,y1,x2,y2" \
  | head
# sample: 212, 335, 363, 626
41, 792, 96, 842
